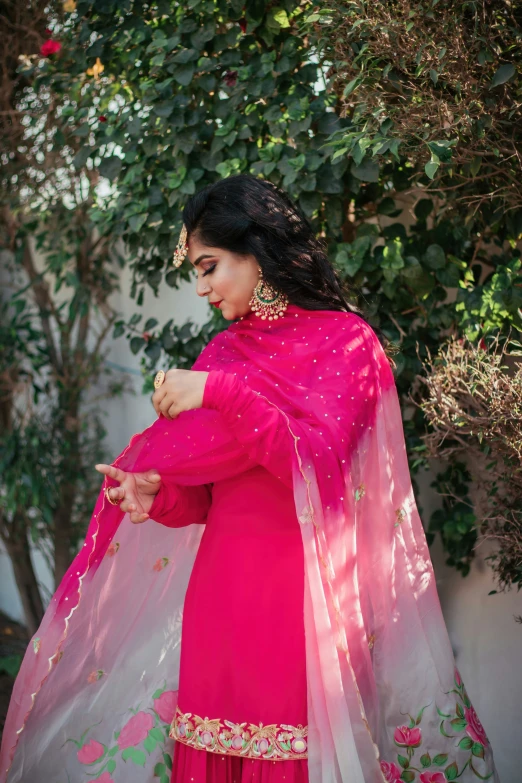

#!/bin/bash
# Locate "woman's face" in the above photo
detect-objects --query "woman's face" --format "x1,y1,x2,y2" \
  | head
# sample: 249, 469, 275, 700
188, 234, 260, 321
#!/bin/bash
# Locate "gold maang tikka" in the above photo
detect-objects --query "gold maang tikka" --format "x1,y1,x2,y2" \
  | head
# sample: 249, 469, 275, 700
172, 224, 189, 268
249, 268, 289, 320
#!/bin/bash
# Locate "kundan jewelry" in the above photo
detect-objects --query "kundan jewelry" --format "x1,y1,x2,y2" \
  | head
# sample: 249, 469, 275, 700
172, 224, 189, 268
154, 370, 166, 389
249, 268, 288, 320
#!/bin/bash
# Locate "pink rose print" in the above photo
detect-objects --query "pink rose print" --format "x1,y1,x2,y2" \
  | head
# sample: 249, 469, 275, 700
465, 705, 489, 746
153, 557, 169, 572
105, 542, 119, 557
420, 773, 446, 783
117, 711, 154, 749
454, 667, 463, 686
154, 690, 178, 724
380, 761, 402, 782
77, 738, 104, 764
394, 725, 422, 748
87, 669, 105, 684
92, 774, 115, 783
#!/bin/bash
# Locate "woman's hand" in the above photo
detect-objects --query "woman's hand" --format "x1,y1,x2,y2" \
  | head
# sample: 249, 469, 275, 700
95, 464, 162, 524
152, 369, 209, 420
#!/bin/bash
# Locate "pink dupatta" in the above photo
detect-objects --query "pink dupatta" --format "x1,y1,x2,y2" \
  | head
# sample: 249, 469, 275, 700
0, 304, 499, 783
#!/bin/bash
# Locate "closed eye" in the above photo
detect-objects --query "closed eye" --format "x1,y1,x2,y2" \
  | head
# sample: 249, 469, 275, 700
202, 264, 216, 277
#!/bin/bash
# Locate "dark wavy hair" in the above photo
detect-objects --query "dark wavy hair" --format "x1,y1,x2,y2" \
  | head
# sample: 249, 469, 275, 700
182, 174, 391, 357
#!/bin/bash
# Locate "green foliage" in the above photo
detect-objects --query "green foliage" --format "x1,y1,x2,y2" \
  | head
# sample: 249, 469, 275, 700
305, 0, 522, 218
11, 0, 522, 590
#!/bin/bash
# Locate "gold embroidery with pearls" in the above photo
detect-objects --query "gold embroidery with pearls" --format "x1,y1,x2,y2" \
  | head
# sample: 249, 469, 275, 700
170, 706, 308, 760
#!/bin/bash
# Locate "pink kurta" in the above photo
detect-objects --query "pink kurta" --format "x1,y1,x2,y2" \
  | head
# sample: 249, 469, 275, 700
148, 368, 309, 782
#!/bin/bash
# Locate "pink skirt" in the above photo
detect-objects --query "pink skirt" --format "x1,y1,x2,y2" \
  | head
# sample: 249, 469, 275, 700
168, 466, 309, 782
171, 742, 308, 783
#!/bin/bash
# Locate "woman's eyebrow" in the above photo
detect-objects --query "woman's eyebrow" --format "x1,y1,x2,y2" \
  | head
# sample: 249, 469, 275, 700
194, 254, 215, 267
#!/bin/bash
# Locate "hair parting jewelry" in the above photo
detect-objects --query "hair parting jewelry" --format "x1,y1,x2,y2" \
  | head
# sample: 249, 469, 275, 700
172, 224, 189, 268
249, 268, 289, 320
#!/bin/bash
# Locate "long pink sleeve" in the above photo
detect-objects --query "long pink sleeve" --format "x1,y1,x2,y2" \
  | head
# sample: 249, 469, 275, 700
148, 481, 212, 528
201, 369, 294, 488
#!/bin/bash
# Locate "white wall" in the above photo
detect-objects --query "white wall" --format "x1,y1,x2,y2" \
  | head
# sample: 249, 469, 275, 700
1, 268, 520, 780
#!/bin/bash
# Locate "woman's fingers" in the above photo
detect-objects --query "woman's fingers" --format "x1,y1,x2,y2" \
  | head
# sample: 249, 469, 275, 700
95, 464, 126, 484
151, 387, 165, 415
130, 511, 149, 525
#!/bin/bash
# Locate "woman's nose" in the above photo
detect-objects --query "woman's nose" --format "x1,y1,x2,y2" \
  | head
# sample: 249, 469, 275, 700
196, 278, 211, 297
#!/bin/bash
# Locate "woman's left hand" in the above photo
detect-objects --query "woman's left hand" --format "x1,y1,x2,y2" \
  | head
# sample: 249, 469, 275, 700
152, 369, 209, 420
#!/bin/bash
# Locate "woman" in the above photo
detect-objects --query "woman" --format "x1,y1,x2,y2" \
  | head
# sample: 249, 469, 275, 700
1, 175, 499, 783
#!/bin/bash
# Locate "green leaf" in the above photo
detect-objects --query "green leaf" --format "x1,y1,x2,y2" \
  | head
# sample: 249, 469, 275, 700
427, 141, 454, 163
172, 64, 195, 86
121, 747, 146, 765
425, 160, 439, 179
459, 737, 474, 750
490, 63, 516, 88
472, 742, 485, 758
99, 156, 123, 181
398, 754, 409, 768
450, 717, 468, 731
130, 337, 145, 354
420, 753, 431, 767
433, 753, 448, 765
424, 244, 446, 270
106, 759, 116, 773
143, 734, 157, 753
163, 751, 173, 770
445, 761, 459, 780
73, 146, 92, 169
400, 771, 415, 783
350, 159, 379, 182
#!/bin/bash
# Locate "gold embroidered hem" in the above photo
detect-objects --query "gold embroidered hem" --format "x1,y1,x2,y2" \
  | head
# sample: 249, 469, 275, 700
169, 705, 308, 761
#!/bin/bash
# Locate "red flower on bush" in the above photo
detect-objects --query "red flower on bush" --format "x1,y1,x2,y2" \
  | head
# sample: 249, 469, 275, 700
99, 115, 107, 123
40, 39, 61, 57
239, 18, 247, 33
223, 70, 238, 87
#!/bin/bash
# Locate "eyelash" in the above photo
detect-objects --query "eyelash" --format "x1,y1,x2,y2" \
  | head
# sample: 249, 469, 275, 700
202, 264, 216, 277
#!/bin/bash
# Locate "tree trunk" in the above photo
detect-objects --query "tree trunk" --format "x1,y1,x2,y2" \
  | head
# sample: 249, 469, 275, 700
2, 522, 45, 637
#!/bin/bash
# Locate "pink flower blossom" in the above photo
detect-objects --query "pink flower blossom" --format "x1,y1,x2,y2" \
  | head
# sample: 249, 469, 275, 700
420, 773, 446, 783
40, 40, 61, 57
93, 774, 115, 783
154, 690, 178, 724
454, 667, 463, 686
117, 711, 154, 749
394, 725, 422, 748
465, 705, 489, 746
380, 760, 402, 782
77, 739, 104, 764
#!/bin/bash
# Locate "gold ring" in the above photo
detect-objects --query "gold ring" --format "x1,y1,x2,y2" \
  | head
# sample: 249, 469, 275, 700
104, 486, 122, 506
154, 370, 166, 390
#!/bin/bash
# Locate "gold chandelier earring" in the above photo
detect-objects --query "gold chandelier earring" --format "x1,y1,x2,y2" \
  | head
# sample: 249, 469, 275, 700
248, 268, 289, 321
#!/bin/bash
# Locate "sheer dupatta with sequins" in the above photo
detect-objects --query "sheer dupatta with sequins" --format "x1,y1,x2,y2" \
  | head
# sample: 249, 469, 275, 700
0, 304, 499, 783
